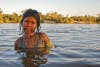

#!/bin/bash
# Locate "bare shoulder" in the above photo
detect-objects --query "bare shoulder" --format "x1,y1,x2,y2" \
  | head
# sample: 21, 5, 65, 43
40, 32, 55, 48
40, 32, 49, 41
40, 32, 48, 37
15, 37, 22, 45
14, 37, 22, 50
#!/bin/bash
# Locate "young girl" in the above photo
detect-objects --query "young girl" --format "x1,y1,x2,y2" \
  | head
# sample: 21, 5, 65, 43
15, 9, 54, 54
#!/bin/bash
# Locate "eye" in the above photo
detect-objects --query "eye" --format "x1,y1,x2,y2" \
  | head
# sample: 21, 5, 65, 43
24, 20, 29, 23
32, 22, 35, 24
32, 22, 34, 24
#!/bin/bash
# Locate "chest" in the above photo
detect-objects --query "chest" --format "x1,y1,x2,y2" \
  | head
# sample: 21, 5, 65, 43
20, 35, 45, 49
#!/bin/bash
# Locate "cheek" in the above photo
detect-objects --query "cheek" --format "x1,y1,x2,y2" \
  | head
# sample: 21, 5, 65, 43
23, 24, 26, 27
32, 24, 37, 29
22, 22, 27, 27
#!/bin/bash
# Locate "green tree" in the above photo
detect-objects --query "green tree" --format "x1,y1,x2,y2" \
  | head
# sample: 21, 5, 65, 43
11, 12, 19, 23
0, 8, 3, 23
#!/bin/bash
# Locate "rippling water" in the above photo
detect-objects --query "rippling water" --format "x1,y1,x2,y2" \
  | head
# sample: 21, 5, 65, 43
0, 23, 100, 67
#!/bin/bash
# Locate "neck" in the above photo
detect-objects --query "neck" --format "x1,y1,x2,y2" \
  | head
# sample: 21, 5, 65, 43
24, 32, 35, 38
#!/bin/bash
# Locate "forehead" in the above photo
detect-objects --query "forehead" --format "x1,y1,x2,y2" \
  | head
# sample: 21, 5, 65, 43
24, 16, 37, 21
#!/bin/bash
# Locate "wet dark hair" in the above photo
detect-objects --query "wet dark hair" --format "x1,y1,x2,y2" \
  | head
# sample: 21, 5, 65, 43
19, 9, 41, 35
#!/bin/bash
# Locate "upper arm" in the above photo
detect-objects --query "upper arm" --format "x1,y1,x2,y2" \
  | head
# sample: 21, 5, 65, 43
41, 32, 54, 49
14, 38, 20, 50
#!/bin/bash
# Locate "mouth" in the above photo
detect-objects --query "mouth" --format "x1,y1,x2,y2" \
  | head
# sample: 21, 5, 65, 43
24, 26, 32, 28
23, 26, 31, 29
23, 27, 35, 32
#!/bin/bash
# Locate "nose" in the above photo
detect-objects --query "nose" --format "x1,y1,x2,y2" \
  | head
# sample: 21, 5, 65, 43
27, 23, 32, 27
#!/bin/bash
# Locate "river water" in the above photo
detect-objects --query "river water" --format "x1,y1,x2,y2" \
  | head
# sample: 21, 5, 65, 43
0, 23, 100, 67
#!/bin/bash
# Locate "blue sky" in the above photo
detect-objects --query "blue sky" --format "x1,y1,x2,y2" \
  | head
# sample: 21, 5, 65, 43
0, 0, 100, 16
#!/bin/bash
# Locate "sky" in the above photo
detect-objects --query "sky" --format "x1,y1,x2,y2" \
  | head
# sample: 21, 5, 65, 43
0, 0, 100, 16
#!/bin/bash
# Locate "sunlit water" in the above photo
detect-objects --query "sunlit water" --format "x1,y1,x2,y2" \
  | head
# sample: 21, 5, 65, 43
0, 23, 100, 67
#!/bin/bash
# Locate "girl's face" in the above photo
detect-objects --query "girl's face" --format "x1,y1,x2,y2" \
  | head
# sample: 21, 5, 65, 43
22, 16, 37, 34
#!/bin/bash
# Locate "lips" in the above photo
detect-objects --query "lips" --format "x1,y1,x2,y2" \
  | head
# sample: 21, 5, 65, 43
24, 27, 32, 30
23, 27, 35, 32
24, 26, 32, 28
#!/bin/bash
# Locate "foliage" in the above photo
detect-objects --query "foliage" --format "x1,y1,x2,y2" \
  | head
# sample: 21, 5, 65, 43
0, 8, 100, 24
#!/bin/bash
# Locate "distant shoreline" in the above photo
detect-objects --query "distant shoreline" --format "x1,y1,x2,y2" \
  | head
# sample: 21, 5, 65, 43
0, 9, 100, 24
0, 22, 100, 24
